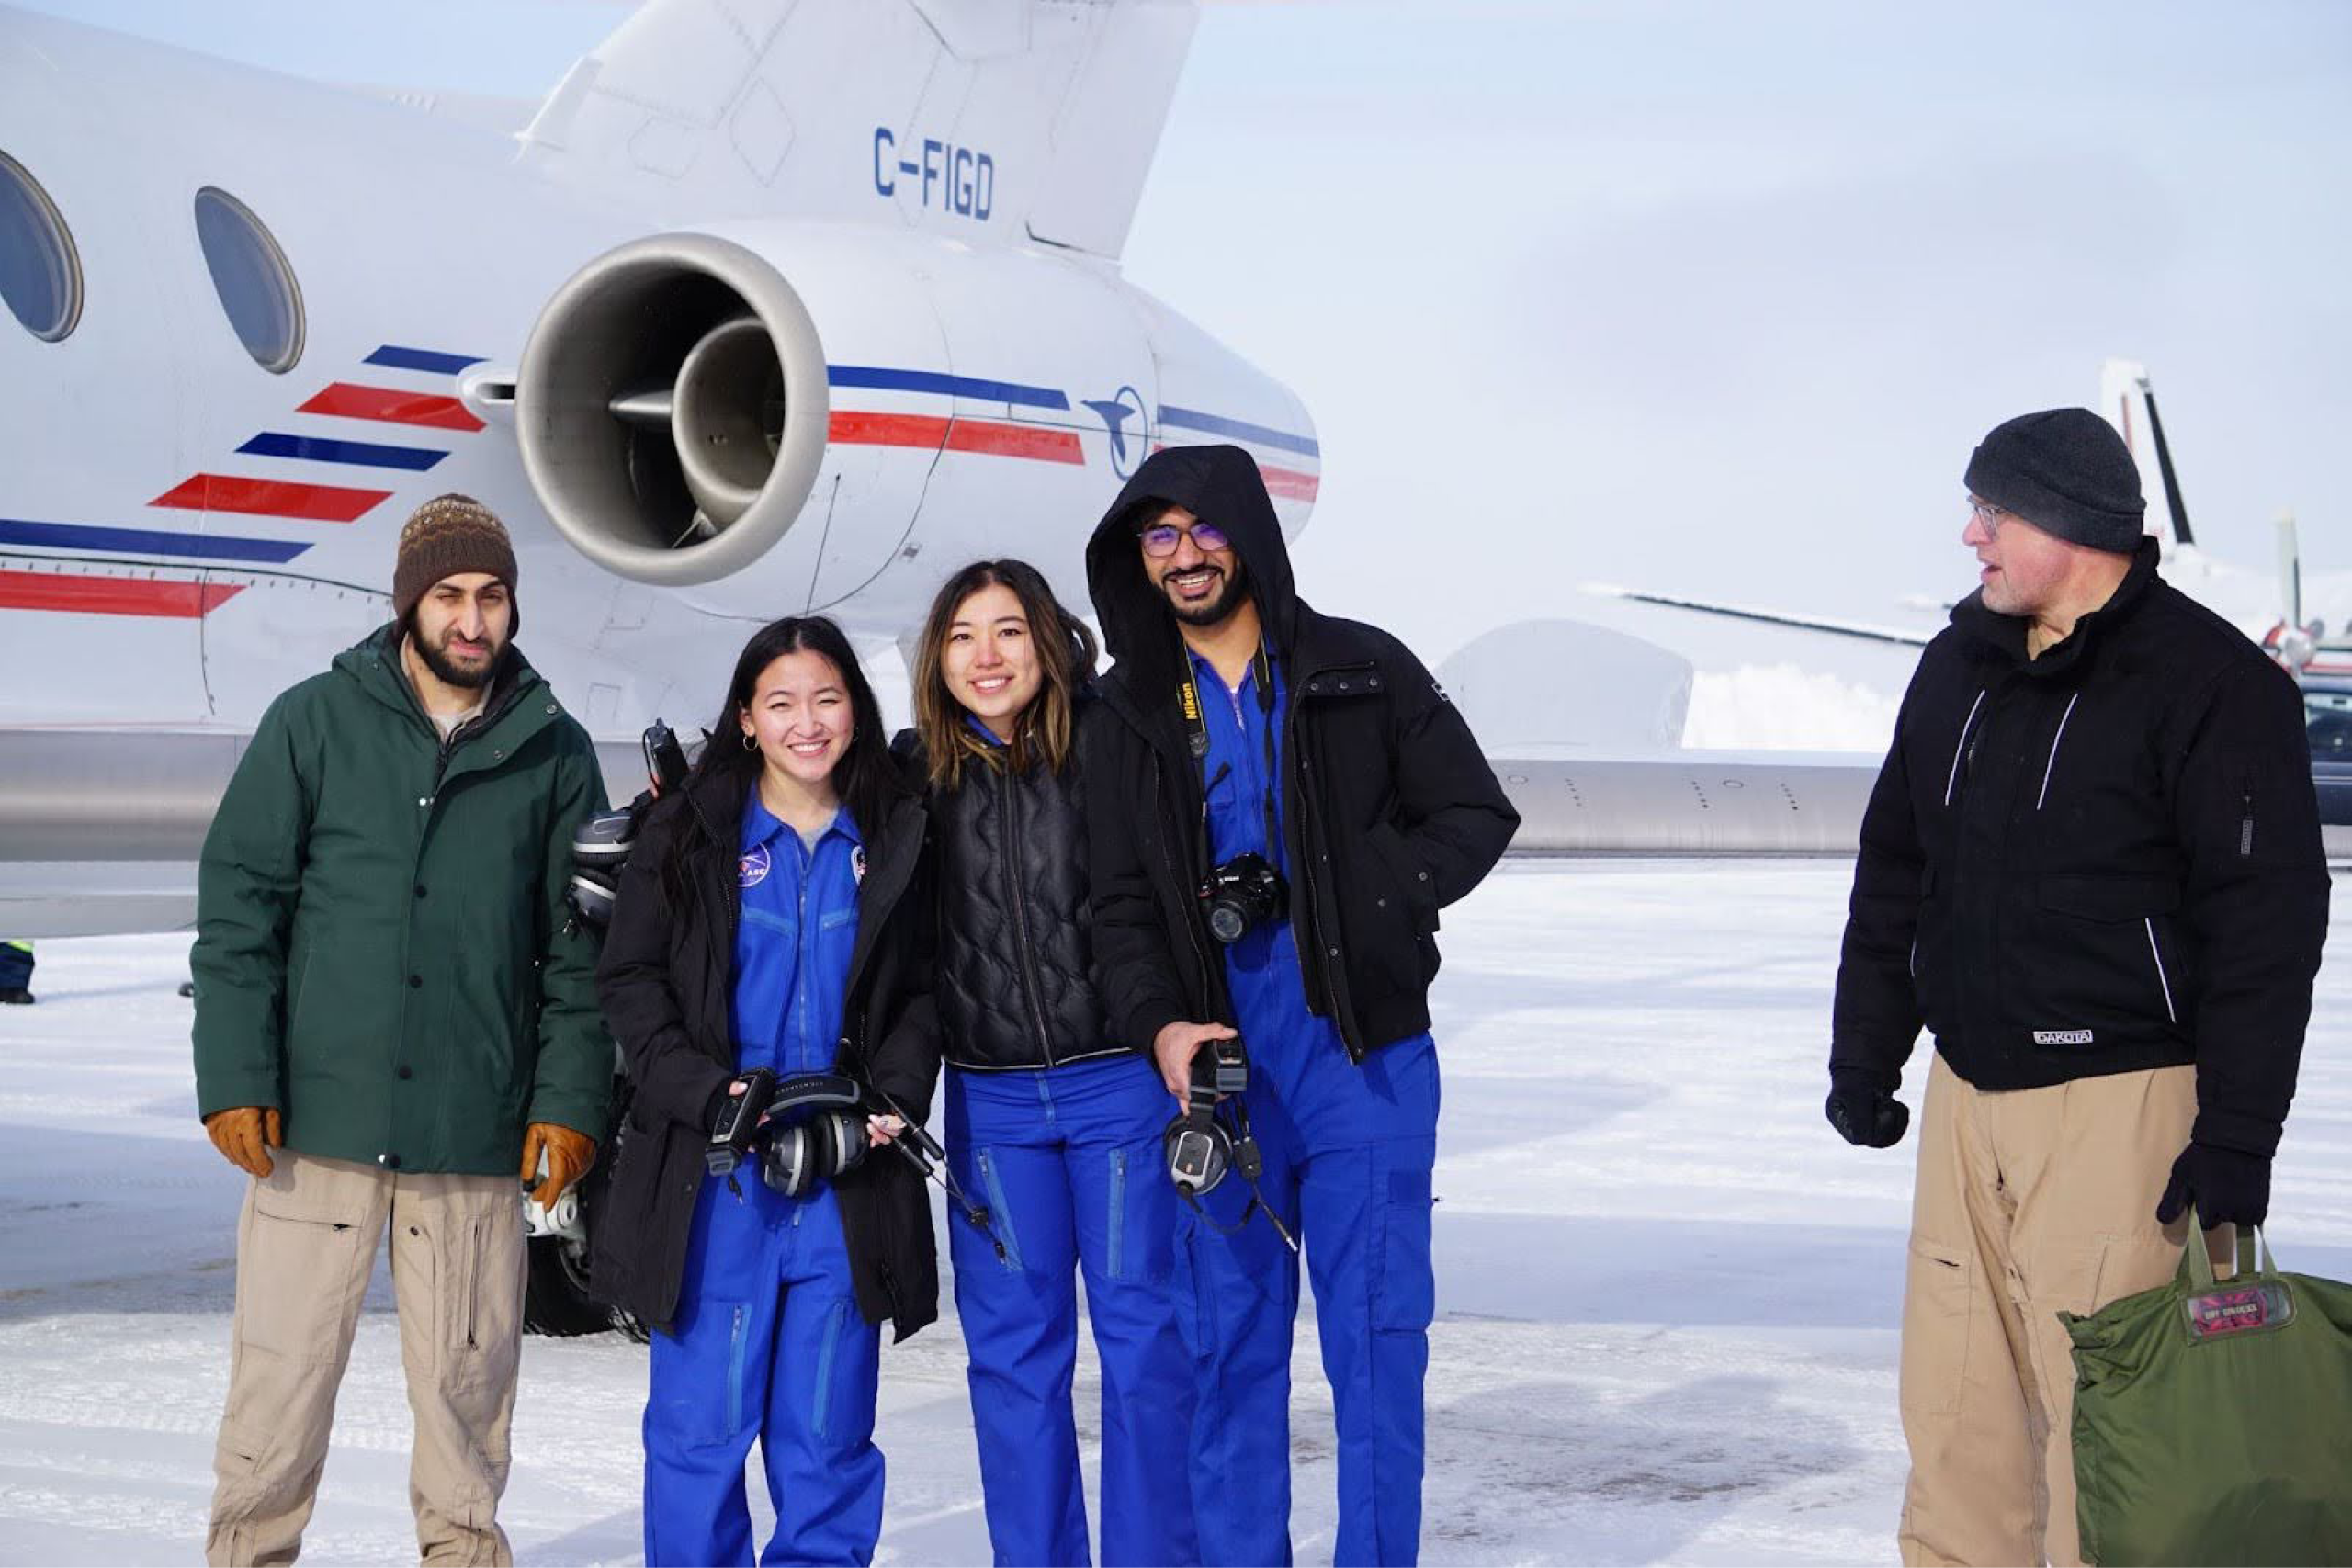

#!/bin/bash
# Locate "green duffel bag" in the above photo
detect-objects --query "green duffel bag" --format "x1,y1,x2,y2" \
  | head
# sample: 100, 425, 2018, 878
2062, 1207, 2352, 1565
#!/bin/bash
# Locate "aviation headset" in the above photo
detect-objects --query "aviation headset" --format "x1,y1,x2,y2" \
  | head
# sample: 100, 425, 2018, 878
749, 1073, 872, 1198
1161, 1039, 1298, 1252
740, 1077, 1012, 1260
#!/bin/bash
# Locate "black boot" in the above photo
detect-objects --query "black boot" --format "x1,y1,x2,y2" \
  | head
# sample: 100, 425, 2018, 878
0, 988, 33, 1006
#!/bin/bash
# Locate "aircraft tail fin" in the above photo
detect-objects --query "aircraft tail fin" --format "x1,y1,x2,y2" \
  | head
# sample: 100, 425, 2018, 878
2098, 357, 2194, 550
522, 0, 1199, 259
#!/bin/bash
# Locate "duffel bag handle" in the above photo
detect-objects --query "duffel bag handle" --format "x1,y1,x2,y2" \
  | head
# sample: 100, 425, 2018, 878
2180, 1203, 2272, 1290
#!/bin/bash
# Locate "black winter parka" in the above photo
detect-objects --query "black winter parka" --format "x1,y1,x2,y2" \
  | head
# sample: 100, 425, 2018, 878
589, 770, 941, 1338
1080, 444, 1521, 1061
1833, 539, 2328, 1158
908, 727, 1123, 1072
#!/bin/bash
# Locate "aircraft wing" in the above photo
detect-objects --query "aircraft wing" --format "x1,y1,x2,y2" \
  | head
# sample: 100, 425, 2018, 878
1581, 584, 1935, 648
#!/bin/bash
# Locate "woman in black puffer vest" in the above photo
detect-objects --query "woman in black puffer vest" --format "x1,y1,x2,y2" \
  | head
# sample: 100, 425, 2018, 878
904, 559, 1198, 1568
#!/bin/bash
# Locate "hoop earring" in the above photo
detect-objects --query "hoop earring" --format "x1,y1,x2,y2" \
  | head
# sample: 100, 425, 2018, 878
741, 732, 757, 752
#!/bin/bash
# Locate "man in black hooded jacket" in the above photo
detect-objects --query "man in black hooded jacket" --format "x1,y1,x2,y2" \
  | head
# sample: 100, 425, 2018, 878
1827, 408, 2328, 1566
1081, 444, 1518, 1566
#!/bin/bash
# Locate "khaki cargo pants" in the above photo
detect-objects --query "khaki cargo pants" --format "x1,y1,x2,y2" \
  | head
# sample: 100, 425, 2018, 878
1896, 1053, 2220, 1567
206, 1150, 526, 1567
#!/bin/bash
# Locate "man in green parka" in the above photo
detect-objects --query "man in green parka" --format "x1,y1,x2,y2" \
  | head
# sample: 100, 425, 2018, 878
192, 493, 610, 1567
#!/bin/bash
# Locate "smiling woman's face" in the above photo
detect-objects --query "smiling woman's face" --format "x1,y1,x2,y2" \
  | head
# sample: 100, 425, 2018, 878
941, 581, 1042, 731
739, 648, 850, 787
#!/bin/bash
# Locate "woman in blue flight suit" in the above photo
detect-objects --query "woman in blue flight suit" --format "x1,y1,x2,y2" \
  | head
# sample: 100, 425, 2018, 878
903, 560, 1198, 1567
594, 615, 941, 1568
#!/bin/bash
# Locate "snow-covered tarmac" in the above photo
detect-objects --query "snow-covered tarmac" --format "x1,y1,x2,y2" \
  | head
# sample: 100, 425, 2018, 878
4, 861, 2346, 1565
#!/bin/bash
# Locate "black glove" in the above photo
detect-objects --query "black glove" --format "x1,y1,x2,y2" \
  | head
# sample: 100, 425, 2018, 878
2155, 1140, 2271, 1227
1825, 1069, 1909, 1148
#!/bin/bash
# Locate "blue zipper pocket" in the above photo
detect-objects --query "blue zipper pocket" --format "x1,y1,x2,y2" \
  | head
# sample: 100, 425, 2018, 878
977, 1148, 1023, 1272
725, 1303, 748, 1434
1107, 1146, 1127, 1282
811, 1298, 846, 1438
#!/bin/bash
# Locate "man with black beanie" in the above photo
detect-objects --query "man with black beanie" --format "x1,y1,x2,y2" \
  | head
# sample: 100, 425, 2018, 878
1827, 408, 2328, 1565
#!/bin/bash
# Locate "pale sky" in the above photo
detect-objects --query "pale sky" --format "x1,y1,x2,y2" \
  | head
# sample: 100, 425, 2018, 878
18, 0, 2352, 675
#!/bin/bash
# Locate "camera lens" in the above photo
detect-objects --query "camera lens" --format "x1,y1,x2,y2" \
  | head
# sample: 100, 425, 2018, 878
1207, 901, 1248, 943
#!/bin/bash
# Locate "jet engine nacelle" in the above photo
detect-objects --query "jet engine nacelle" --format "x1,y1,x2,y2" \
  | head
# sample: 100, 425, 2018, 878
515, 230, 833, 590
514, 222, 1317, 626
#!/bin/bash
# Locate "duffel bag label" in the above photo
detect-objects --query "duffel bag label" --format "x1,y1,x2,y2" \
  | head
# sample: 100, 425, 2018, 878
2181, 1280, 2295, 1341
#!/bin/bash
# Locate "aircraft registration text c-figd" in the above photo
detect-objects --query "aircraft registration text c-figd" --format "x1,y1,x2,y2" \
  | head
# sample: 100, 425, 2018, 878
872, 128, 996, 221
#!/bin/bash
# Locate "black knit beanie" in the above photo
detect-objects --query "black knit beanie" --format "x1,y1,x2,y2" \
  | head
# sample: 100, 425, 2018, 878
1963, 408, 2145, 554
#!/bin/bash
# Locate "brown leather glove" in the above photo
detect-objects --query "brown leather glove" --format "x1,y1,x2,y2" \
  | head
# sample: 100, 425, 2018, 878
520, 1122, 596, 1207
204, 1106, 283, 1178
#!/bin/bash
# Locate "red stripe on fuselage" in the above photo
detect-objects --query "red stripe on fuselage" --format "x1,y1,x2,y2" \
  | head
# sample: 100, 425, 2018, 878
1260, 464, 1320, 501
945, 422, 1083, 464
829, 412, 951, 448
300, 383, 486, 432
150, 475, 391, 523
0, 570, 244, 618
828, 412, 1084, 465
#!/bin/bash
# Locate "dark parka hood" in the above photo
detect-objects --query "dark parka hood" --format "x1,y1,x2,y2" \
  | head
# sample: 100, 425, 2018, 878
1085, 444, 1299, 697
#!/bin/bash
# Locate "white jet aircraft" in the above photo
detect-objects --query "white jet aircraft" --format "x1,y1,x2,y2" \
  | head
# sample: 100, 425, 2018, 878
2, 0, 1890, 948
0, 0, 1332, 935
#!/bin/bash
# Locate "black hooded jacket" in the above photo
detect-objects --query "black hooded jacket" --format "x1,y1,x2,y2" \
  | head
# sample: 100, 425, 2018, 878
1832, 538, 2328, 1158
589, 767, 941, 1338
1080, 444, 1521, 1060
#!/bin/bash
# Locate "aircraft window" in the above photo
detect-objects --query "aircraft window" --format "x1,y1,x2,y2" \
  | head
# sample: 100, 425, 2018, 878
0, 150, 81, 342
194, 186, 303, 373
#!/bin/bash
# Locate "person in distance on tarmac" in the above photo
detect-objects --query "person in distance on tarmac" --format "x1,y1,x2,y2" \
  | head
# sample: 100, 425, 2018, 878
0, 939, 32, 1004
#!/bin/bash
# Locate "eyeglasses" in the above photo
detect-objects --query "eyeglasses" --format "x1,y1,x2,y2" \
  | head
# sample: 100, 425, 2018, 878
1967, 498, 2011, 530
1139, 520, 1231, 558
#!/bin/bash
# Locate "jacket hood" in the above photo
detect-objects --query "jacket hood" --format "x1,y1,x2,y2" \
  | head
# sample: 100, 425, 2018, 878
1084, 444, 1297, 695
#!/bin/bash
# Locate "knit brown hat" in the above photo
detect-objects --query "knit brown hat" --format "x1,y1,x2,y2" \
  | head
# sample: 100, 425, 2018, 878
393, 493, 518, 628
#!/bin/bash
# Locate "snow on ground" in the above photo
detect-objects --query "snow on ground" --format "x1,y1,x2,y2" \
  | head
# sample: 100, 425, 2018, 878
4, 862, 2348, 1565
1681, 664, 1903, 752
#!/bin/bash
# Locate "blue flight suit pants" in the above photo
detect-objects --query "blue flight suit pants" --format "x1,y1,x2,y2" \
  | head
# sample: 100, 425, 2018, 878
946, 1054, 1201, 1567
1180, 986, 1441, 1567
643, 1174, 883, 1567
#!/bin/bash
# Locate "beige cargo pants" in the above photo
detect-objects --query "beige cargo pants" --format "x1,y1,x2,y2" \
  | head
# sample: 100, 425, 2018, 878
1896, 1053, 2218, 1567
205, 1150, 526, 1567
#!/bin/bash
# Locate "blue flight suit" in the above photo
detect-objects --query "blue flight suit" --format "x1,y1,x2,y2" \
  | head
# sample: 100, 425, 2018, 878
1182, 649, 1440, 1568
945, 717, 1199, 1567
642, 794, 884, 1568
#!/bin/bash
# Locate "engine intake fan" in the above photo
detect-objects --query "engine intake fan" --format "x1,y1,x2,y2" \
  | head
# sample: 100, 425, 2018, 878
516, 233, 830, 587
